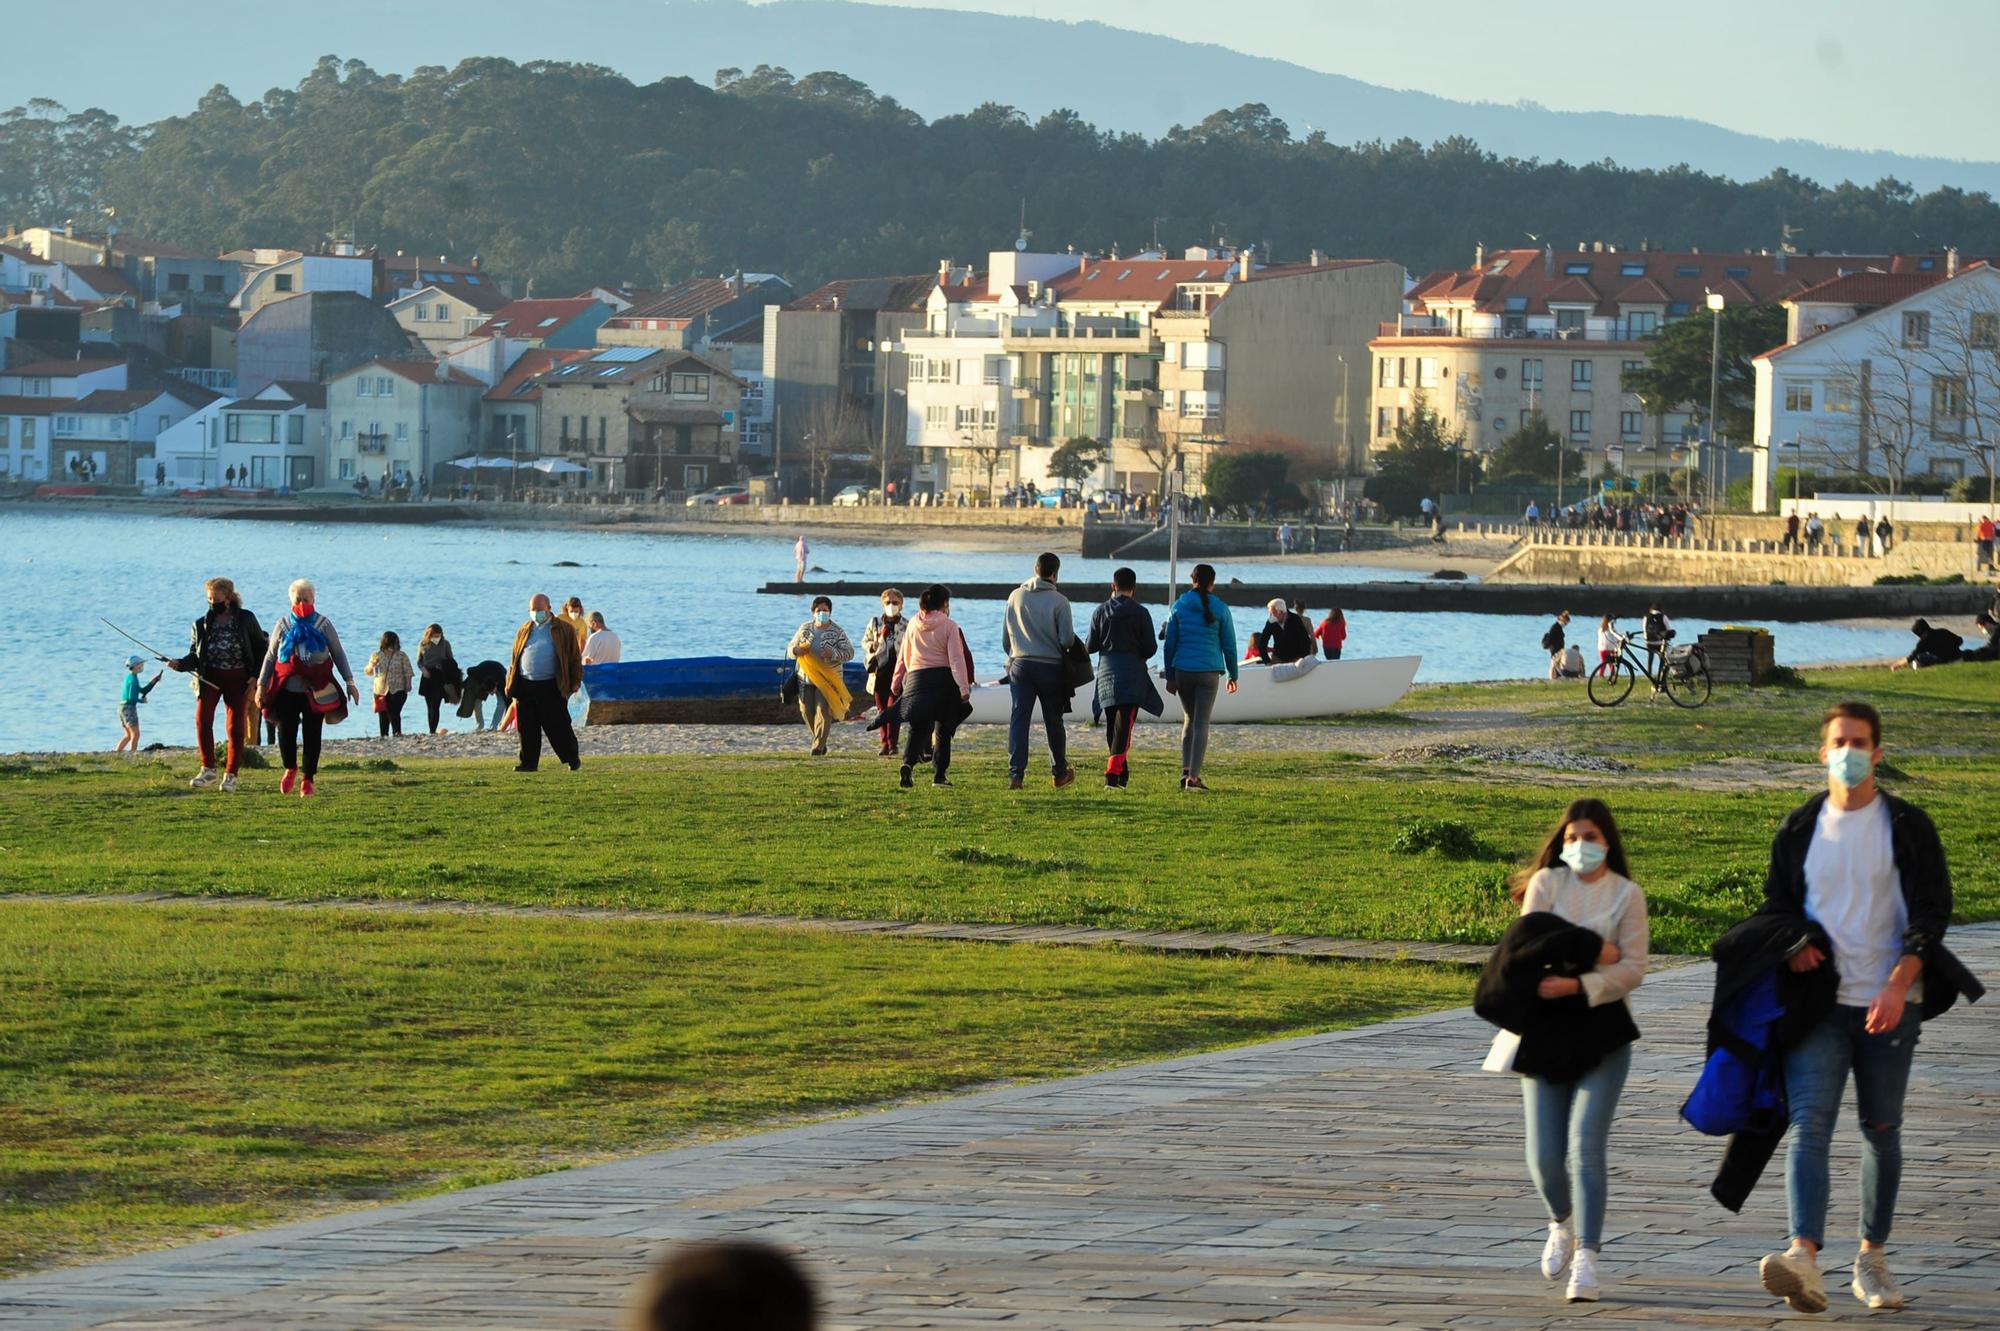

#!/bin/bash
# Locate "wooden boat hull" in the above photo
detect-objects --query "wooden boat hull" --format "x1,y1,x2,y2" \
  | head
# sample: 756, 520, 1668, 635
961, 656, 1421, 725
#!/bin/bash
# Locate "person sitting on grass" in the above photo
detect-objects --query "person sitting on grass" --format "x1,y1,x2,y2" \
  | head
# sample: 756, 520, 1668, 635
1888, 618, 1963, 671
626, 1241, 816, 1331
114, 655, 161, 754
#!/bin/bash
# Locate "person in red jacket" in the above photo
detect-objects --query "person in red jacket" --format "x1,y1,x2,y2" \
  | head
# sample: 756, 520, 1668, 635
1314, 607, 1347, 660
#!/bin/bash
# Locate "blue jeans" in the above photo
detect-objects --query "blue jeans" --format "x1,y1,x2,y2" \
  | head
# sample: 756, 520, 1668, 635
1784, 1003, 1920, 1247
1521, 1042, 1632, 1251
1006, 658, 1069, 780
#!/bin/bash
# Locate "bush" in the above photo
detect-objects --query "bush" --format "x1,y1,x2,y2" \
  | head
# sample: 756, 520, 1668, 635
1391, 817, 1501, 861
1363, 468, 1430, 520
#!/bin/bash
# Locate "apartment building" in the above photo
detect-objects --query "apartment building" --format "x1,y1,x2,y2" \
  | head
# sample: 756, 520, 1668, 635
899, 245, 1403, 497
326, 359, 484, 488
1367, 245, 1945, 481
154, 382, 330, 490
388, 281, 512, 357
1751, 256, 2000, 510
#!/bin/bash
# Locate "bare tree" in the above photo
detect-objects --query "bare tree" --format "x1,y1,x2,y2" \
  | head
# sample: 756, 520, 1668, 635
800, 392, 865, 502
1895, 277, 2000, 508
955, 421, 1013, 503
1127, 419, 1186, 499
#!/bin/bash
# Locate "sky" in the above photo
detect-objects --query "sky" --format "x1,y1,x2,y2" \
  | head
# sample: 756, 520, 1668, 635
818, 0, 1996, 160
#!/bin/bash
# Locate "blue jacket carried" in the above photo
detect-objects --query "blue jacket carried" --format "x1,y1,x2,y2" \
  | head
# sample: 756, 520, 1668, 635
1161, 588, 1238, 683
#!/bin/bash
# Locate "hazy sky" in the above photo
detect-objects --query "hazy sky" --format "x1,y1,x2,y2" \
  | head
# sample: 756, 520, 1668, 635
821, 0, 1995, 159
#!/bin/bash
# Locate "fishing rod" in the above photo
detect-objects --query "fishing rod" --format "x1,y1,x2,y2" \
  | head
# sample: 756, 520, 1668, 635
101, 617, 224, 693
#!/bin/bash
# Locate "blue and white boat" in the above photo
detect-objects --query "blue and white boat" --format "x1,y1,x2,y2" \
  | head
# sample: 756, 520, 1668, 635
584, 656, 869, 725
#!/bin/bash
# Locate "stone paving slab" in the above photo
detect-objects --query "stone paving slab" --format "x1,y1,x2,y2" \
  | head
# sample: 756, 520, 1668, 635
1, 927, 1993, 1329
6, 893, 1560, 968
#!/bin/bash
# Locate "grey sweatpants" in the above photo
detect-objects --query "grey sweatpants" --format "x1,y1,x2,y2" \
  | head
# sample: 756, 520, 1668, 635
1176, 670, 1222, 779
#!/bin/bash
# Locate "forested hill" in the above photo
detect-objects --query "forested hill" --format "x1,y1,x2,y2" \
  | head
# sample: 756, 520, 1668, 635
7, 57, 2000, 296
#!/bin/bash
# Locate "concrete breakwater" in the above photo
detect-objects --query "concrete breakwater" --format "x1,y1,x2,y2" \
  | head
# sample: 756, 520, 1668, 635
763, 578, 1996, 620
1493, 532, 1982, 588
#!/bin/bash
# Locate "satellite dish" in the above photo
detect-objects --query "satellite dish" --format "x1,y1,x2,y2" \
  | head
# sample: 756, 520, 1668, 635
1014, 236, 1028, 252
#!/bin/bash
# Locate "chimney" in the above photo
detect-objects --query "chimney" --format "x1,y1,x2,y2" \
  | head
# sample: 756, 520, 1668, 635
1311, 248, 1324, 268
938, 258, 952, 284
1947, 246, 1961, 277
1238, 246, 1253, 281
470, 254, 482, 271
1543, 245, 1554, 278
1472, 242, 1484, 269
1775, 246, 1787, 274
1079, 254, 1090, 277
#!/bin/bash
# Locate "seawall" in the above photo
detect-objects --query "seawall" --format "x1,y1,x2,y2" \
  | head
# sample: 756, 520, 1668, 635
1490, 533, 1984, 588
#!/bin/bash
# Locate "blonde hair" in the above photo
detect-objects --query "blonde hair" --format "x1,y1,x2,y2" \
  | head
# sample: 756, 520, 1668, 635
204, 576, 241, 608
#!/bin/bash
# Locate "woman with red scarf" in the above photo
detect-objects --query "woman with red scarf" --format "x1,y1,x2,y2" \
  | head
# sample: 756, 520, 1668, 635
256, 578, 360, 797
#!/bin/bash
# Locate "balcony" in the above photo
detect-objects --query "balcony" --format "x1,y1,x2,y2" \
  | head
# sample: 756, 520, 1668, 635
1005, 326, 1152, 342
1117, 386, 1160, 405
1011, 378, 1042, 399
1375, 318, 1659, 344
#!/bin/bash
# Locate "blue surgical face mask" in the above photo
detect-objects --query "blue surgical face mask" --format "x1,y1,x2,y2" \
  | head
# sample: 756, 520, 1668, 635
1560, 839, 1608, 876
813, 610, 831, 626
1827, 746, 1874, 788
532, 609, 552, 625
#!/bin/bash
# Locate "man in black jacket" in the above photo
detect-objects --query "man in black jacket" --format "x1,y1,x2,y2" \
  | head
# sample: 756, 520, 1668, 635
1755, 701, 1983, 1315
1251, 599, 1314, 665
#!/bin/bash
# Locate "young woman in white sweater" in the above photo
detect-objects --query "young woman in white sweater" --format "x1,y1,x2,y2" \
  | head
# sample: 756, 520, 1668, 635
1509, 797, 1650, 1302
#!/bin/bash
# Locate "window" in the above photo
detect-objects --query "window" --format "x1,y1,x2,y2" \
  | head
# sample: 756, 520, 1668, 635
356, 378, 373, 398
925, 404, 948, 429
1783, 381, 1814, 413
598, 416, 608, 445
413, 305, 429, 321
1185, 342, 1225, 370
288, 415, 305, 445
1620, 262, 1646, 277
1564, 261, 1592, 275
1569, 410, 1591, 440
1668, 301, 1690, 317
340, 420, 353, 440
273, 273, 294, 293
1160, 389, 1177, 414
1824, 377, 1855, 413
537, 318, 559, 329
1973, 313, 1999, 350
1620, 411, 1642, 441
560, 415, 572, 442
981, 405, 998, 431
1375, 406, 1391, 437
1492, 414, 1509, 434
669, 372, 711, 399
1571, 359, 1593, 389
203, 274, 224, 293
1378, 358, 1394, 388
1933, 376, 1966, 430
377, 376, 393, 397
1621, 359, 1644, 375
1396, 358, 1409, 388
0, 420, 8, 447
395, 422, 409, 442
1626, 311, 1658, 336
1554, 307, 1586, 332
167, 273, 189, 291
1418, 357, 1439, 388
1521, 358, 1543, 391
1902, 311, 1930, 347
339, 458, 354, 480
1725, 266, 1750, 279
56, 415, 79, 433
1503, 295, 1529, 313
983, 356, 1004, 386
955, 405, 979, 429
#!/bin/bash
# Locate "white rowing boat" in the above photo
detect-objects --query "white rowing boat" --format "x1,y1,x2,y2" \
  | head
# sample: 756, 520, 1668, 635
960, 655, 1421, 725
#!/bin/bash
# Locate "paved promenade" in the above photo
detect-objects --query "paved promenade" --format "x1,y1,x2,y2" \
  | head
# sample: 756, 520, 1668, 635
4, 927, 1994, 1330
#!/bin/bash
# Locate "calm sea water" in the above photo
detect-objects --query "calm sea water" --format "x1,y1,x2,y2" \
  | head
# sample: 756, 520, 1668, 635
1, 510, 1917, 754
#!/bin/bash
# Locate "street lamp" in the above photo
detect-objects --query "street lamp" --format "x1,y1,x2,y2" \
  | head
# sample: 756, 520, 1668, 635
1784, 437, 1803, 514
1704, 290, 1726, 524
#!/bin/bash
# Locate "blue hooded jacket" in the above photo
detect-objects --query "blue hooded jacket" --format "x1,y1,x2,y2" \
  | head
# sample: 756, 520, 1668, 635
1162, 588, 1237, 683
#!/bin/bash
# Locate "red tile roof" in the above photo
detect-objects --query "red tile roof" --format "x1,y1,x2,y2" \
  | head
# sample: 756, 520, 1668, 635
618, 277, 753, 322
0, 394, 69, 415
472, 298, 604, 339
785, 275, 937, 313
2, 357, 123, 378
62, 265, 139, 298
484, 348, 594, 402
340, 358, 484, 388
70, 388, 171, 414
1047, 259, 1237, 306
1784, 271, 1947, 307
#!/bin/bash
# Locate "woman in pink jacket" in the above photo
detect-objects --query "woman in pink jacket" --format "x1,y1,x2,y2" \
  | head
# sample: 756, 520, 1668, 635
890, 584, 973, 789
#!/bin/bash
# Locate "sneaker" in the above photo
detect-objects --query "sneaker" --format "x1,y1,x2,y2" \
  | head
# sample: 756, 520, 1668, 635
1184, 776, 1211, 793
218, 773, 238, 793
1852, 1249, 1904, 1310
279, 769, 297, 795
1760, 1248, 1828, 1314
1008, 776, 1024, 790
932, 776, 952, 788
190, 767, 219, 788
1541, 1218, 1576, 1280
1053, 769, 1076, 789
1565, 1248, 1599, 1303
899, 765, 913, 789
1105, 772, 1119, 788
299, 777, 315, 799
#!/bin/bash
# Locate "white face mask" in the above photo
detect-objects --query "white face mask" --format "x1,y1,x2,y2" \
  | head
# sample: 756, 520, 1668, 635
1560, 839, 1608, 875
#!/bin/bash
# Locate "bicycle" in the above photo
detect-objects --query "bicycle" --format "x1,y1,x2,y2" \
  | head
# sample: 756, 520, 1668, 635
1587, 626, 1711, 709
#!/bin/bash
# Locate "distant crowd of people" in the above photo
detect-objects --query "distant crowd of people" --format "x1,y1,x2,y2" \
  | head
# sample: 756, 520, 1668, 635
1526, 498, 1694, 538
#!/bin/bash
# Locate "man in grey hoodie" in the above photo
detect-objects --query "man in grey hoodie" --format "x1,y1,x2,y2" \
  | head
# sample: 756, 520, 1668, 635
1002, 551, 1077, 789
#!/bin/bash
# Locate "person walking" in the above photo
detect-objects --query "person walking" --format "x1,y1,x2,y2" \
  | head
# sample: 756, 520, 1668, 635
889, 585, 974, 788
1251, 598, 1314, 665
114, 655, 161, 753
1002, 552, 1077, 790
1161, 563, 1237, 792
365, 631, 415, 738
788, 596, 854, 756
1752, 701, 1984, 1314
1541, 610, 1571, 681
1976, 513, 1995, 571
860, 589, 909, 757
506, 593, 583, 772
1875, 515, 1894, 554
1854, 515, 1872, 555
415, 624, 460, 734
1086, 566, 1161, 788
1314, 607, 1347, 660
257, 579, 361, 798
582, 612, 622, 664
166, 575, 269, 792
1484, 798, 1649, 1303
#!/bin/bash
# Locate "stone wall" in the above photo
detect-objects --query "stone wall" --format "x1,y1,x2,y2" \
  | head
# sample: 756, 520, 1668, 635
1490, 534, 1983, 587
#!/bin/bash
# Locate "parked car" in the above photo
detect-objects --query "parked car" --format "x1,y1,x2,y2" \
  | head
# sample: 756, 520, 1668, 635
686, 485, 751, 507
831, 485, 879, 507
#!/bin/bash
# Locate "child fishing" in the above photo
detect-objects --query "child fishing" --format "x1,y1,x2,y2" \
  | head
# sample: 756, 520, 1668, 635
115, 655, 162, 754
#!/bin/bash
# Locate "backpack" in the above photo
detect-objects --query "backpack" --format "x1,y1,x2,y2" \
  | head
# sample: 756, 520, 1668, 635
1540, 623, 1563, 653
278, 613, 330, 664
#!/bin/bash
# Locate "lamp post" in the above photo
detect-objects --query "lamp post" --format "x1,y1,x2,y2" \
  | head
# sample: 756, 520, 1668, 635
1786, 437, 1802, 514
1705, 290, 1726, 527
1333, 351, 1348, 487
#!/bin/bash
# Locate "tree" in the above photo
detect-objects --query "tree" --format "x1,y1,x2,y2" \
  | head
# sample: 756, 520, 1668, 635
800, 391, 865, 502
1625, 303, 1786, 445
1373, 392, 1466, 497
1046, 436, 1106, 489
1201, 450, 1292, 510
1485, 411, 1580, 481
1126, 421, 1185, 499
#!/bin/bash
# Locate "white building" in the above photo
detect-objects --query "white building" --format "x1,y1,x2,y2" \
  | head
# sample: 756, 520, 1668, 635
1752, 258, 2000, 511
154, 382, 330, 490
326, 359, 484, 489
0, 397, 61, 480
228, 245, 375, 316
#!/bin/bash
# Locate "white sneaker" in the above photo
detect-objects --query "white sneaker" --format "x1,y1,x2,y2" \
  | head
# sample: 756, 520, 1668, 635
1566, 1248, 1600, 1302
1852, 1249, 1904, 1310
218, 773, 237, 793
1761, 1248, 1828, 1314
1540, 1218, 1576, 1280
189, 767, 219, 788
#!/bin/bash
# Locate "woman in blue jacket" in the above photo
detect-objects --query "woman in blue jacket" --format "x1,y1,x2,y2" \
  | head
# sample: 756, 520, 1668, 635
1161, 563, 1237, 791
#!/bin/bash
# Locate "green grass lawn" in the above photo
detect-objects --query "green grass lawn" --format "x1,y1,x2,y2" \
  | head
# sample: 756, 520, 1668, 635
0, 900, 1468, 1273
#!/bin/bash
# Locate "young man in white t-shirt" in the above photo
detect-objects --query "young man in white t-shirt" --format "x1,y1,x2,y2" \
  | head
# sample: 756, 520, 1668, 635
1755, 701, 1982, 1313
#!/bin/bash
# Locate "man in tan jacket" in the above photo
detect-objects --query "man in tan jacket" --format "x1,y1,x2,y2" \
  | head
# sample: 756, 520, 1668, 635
506, 593, 583, 771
